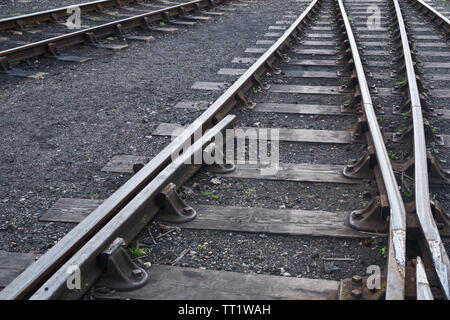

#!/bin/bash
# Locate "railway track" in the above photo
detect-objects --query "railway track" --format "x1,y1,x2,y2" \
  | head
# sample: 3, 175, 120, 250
0, 0, 251, 78
0, 0, 448, 301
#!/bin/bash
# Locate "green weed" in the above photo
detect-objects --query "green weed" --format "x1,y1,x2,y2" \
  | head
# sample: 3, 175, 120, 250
396, 77, 406, 86
244, 189, 256, 196
388, 150, 397, 160
198, 242, 208, 250
401, 176, 415, 198
129, 241, 146, 256
201, 190, 221, 200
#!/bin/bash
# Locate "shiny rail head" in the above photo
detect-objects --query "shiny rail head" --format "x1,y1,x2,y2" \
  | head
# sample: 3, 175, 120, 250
337, 0, 407, 300
416, 257, 433, 300
391, 0, 450, 300
0, 0, 323, 300
29, 115, 236, 300
0, 0, 217, 63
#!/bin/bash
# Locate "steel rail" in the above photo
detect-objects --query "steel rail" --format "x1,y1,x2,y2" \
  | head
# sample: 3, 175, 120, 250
391, 0, 450, 300
337, 0, 406, 300
409, 0, 450, 31
31, 114, 236, 299
0, 0, 321, 299
0, 0, 138, 31
416, 256, 433, 300
0, 0, 227, 65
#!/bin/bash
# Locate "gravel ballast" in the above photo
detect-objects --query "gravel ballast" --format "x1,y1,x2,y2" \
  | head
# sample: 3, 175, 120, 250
0, 0, 447, 292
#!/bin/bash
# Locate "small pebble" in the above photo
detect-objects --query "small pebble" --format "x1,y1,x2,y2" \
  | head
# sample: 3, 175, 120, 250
143, 262, 152, 269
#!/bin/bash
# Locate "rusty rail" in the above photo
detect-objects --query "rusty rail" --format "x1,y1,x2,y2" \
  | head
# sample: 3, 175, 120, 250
0, 0, 229, 66
390, 0, 450, 300
0, 0, 322, 299
31, 114, 236, 299
336, 0, 407, 300
0, 0, 138, 31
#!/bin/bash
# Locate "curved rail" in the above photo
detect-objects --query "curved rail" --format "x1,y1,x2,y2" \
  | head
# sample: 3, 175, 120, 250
0, 0, 322, 299
391, 0, 450, 300
337, 0, 406, 300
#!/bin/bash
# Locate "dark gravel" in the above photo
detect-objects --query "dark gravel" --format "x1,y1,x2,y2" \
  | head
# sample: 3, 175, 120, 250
400, 0, 450, 207
127, 0, 389, 284
0, 0, 99, 18
0, 0, 189, 18
127, 221, 387, 283
426, 0, 450, 19
0, 0, 447, 293
183, 169, 378, 212
0, 0, 193, 51
0, 0, 314, 253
